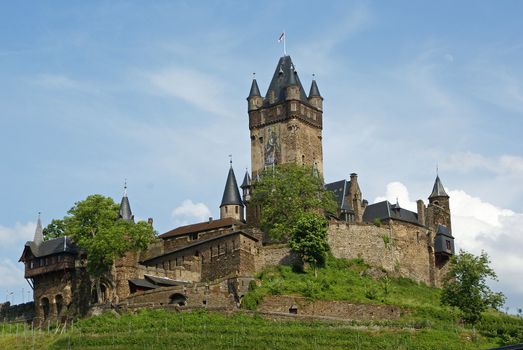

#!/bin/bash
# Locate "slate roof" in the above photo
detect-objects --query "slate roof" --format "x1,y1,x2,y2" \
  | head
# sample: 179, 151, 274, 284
128, 279, 158, 290
119, 189, 133, 222
20, 236, 77, 261
220, 167, 244, 207
158, 217, 244, 239
264, 56, 308, 106
33, 215, 44, 245
325, 180, 353, 212
241, 171, 251, 189
429, 176, 449, 199
363, 200, 419, 225
309, 79, 322, 98
436, 224, 454, 238
248, 79, 261, 97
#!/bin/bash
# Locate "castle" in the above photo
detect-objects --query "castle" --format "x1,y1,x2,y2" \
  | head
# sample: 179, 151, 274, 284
18, 55, 455, 324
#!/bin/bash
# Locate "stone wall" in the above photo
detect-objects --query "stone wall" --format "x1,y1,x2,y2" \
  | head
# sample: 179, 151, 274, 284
256, 244, 299, 271
327, 220, 436, 286
258, 295, 402, 321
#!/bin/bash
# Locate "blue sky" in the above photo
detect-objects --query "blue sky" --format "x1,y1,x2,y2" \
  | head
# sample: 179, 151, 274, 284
1, 1, 522, 310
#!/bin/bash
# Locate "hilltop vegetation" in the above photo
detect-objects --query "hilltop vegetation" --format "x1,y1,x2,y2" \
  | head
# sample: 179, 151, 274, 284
1, 257, 521, 349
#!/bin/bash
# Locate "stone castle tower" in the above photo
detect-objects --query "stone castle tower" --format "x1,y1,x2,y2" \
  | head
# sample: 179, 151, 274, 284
247, 56, 324, 178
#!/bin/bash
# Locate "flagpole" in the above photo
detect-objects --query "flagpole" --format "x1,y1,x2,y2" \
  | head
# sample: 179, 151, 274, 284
283, 31, 287, 56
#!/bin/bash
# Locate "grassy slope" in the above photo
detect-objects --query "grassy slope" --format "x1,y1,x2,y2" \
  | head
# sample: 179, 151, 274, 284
1, 257, 522, 349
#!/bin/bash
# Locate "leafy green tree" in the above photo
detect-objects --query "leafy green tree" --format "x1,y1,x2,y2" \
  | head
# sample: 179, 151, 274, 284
43, 218, 66, 240
48, 194, 156, 303
250, 164, 337, 240
289, 212, 330, 276
441, 250, 505, 325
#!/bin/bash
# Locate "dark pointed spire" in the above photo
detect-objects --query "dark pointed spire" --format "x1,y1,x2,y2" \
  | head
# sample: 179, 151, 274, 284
309, 77, 321, 98
119, 181, 134, 222
33, 212, 43, 245
248, 74, 261, 97
264, 55, 308, 105
220, 165, 244, 207
429, 175, 449, 199
241, 169, 251, 189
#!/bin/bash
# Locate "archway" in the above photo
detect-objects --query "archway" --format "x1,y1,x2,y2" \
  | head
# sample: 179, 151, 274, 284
41, 297, 50, 320
169, 293, 187, 306
55, 295, 64, 316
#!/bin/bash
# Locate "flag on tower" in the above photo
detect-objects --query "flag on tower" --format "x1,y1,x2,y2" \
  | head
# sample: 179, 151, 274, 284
278, 32, 285, 43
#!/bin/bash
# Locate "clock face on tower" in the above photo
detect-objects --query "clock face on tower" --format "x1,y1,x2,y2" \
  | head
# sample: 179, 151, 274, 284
264, 128, 280, 168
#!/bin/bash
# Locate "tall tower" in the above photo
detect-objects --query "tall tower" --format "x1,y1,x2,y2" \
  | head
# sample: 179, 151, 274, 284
247, 56, 324, 178
220, 164, 244, 221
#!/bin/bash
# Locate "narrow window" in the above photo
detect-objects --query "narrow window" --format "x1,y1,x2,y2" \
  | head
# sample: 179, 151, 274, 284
446, 240, 451, 250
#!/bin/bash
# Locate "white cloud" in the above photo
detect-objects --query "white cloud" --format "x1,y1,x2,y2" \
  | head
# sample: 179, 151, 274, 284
0, 222, 35, 248
377, 181, 523, 310
171, 200, 212, 227
375, 181, 418, 212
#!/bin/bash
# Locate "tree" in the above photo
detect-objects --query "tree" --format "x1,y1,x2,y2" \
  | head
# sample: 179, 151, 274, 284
441, 250, 505, 325
42, 219, 66, 240
47, 194, 156, 303
250, 164, 337, 241
289, 212, 330, 276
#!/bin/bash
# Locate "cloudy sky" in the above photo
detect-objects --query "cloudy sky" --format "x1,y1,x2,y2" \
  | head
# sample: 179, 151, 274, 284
1, 1, 522, 310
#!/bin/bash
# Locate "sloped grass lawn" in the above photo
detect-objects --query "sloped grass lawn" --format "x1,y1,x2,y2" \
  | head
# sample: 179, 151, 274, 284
47, 310, 500, 349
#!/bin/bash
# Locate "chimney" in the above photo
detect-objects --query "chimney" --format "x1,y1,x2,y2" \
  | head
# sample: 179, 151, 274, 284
209, 217, 213, 223
417, 200, 426, 226
147, 218, 154, 227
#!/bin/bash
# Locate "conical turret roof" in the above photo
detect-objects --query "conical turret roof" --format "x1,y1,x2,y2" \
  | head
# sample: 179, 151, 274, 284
33, 214, 43, 245
241, 170, 251, 189
119, 185, 134, 222
264, 56, 308, 106
220, 166, 244, 207
429, 176, 449, 199
309, 79, 322, 98
248, 78, 261, 98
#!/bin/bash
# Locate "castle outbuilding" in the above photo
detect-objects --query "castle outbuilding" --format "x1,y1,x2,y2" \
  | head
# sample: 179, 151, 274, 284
20, 54, 456, 323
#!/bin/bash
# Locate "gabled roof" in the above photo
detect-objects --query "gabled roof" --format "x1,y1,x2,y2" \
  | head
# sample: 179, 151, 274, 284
325, 180, 353, 212
20, 236, 77, 261
429, 176, 449, 199
248, 78, 261, 98
220, 166, 243, 207
264, 56, 308, 106
363, 200, 419, 225
158, 217, 243, 239
309, 79, 322, 98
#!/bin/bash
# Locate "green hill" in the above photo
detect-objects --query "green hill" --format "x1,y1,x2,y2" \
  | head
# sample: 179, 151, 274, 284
1, 257, 522, 349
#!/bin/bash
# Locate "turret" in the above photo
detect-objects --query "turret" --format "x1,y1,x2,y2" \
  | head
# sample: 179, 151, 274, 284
285, 63, 301, 101
348, 173, 364, 222
118, 182, 134, 222
220, 163, 244, 221
240, 169, 252, 202
308, 77, 323, 110
247, 76, 262, 112
426, 175, 451, 232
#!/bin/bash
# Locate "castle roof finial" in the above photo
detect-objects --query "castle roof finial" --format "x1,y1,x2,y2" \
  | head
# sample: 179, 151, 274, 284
429, 175, 449, 199
248, 74, 261, 98
229, 154, 233, 167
